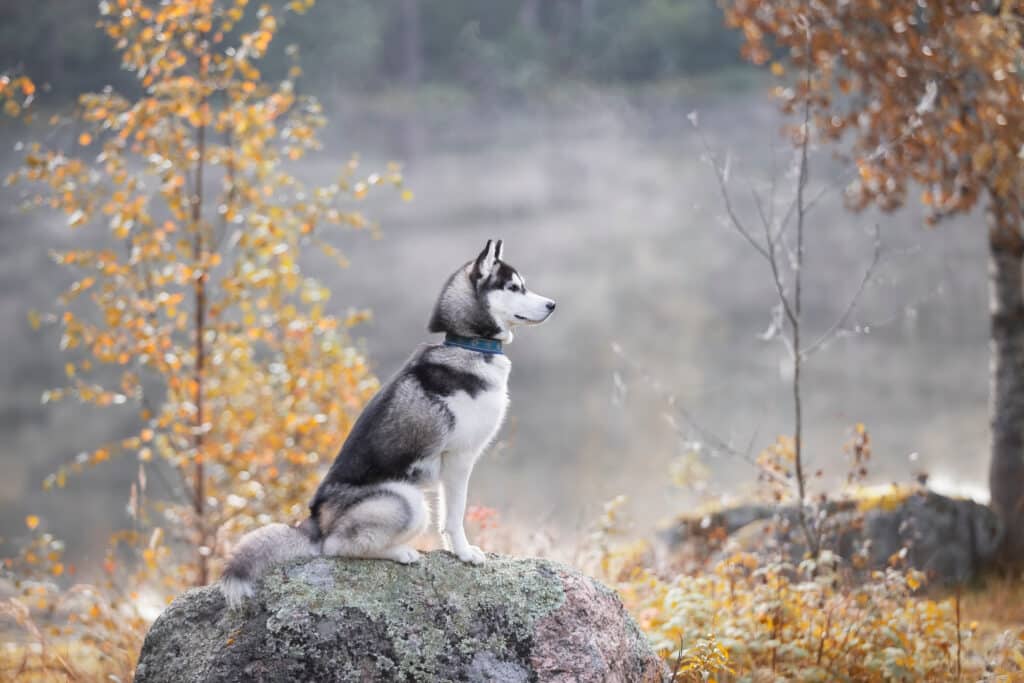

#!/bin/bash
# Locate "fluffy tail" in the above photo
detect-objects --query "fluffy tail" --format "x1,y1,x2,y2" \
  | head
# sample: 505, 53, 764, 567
220, 520, 319, 608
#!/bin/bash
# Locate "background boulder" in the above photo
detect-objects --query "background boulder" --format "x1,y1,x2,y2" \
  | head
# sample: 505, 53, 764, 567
661, 489, 1001, 584
135, 552, 666, 683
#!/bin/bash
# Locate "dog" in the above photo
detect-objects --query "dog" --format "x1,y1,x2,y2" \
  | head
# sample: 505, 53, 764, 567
220, 240, 555, 607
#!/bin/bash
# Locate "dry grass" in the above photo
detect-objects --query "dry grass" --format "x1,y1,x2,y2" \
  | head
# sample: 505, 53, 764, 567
0, 639, 122, 683
962, 574, 1024, 631
3, 505, 1024, 681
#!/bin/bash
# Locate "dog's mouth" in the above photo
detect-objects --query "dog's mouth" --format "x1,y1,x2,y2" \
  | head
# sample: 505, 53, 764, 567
514, 311, 553, 324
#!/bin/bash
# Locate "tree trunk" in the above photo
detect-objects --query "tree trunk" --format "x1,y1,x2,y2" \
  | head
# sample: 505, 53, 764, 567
987, 197, 1024, 565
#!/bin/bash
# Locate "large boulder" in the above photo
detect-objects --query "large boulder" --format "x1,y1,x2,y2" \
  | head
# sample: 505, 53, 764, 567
135, 551, 666, 683
661, 489, 1001, 584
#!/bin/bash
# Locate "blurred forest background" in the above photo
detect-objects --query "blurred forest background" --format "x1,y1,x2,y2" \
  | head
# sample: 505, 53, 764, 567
0, 0, 987, 565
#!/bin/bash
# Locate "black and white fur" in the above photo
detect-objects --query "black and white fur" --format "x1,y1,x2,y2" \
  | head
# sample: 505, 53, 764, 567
221, 240, 555, 607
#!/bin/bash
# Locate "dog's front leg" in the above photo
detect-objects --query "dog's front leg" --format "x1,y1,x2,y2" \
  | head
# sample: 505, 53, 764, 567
439, 454, 485, 564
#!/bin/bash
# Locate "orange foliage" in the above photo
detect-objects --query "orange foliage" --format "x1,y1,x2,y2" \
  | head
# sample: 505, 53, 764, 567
0, 1, 404, 678
723, 0, 1024, 223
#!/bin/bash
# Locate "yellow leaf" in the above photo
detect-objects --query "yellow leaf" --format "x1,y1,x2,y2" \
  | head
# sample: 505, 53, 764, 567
25, 515, 39, 530
78, 133, 93, 146
770, 62, 785, 76
974, 144, 994, 173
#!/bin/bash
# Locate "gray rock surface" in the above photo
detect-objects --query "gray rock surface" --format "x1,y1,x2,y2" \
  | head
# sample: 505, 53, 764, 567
135, 551, 666, 683
662, 490, 1001, 584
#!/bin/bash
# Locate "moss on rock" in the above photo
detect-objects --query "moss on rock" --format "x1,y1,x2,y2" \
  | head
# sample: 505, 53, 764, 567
135, 551, 666, 682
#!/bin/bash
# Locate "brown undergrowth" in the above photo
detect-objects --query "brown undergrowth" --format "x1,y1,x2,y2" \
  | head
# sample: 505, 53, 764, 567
588, 496, 1024, 682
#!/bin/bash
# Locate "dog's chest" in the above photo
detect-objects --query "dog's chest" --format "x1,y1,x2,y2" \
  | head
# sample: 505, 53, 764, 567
442, 357, 510, 454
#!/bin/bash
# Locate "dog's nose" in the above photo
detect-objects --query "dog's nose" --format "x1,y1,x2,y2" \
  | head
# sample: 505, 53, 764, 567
546, 301, 556, 311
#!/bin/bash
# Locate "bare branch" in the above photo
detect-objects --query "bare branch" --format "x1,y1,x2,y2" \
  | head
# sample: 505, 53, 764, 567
782, 15, 815, 557
788, 13, 816, 556
752, 187, 800, 332
611, 343, 791, 488
702, 127, 804, 353
803, 223, 883, 356
663, 404, 790, 489
767, 136, 780, 230
697, 132, 771, 262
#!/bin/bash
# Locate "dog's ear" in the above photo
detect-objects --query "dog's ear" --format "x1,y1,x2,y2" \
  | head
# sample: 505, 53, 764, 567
494, 239, 503, 261
472, 239, 499, 282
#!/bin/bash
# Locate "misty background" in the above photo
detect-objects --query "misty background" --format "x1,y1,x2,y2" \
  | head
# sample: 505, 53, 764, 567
0, 1, 988, 564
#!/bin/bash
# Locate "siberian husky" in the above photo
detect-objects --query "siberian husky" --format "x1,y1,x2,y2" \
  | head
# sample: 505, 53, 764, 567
221, 240, 555, 607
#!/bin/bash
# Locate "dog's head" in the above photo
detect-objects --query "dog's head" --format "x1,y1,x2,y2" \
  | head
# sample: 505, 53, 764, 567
428, 239, 556, 343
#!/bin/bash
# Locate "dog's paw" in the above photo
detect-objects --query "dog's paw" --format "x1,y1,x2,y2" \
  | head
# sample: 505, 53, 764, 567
454, 544, 486, 565
388, 546, 422, 564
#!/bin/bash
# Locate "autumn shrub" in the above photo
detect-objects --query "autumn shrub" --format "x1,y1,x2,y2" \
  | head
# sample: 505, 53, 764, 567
590, 496, 1024, 682
584, 430, 1024, 680
0, 1, 404, 679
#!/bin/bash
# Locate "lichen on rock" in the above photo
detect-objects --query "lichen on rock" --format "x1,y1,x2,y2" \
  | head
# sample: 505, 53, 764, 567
135, 551, 666, 683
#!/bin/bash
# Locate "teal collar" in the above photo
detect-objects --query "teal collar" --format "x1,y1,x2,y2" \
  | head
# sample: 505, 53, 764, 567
444, 333, 504, 355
